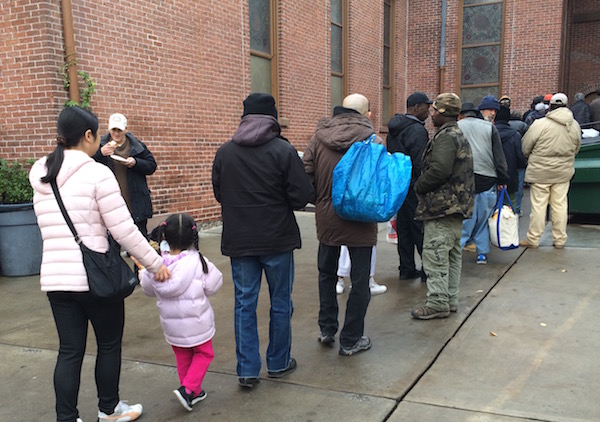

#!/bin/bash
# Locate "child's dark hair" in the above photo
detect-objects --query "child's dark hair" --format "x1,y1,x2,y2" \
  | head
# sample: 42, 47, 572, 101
41, 106, 99, 183
160, 213, 208, 273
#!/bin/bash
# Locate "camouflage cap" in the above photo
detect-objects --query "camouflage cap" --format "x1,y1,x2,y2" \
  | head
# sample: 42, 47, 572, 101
433, 93, 461, 117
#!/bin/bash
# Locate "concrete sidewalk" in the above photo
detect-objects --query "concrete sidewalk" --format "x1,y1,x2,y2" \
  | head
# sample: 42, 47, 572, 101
1, 208, 599, 421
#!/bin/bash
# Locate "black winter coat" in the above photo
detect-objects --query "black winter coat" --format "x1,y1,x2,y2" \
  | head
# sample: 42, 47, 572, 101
212, 114, 314, 257
495, 121, 527, 194
570, 100, 592, 125
94, 132, 156, 222
386, 114, 428, 185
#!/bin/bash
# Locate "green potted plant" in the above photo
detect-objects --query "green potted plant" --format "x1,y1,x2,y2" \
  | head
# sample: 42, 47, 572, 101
0, 158, 43, 276
0, 158, 34, 204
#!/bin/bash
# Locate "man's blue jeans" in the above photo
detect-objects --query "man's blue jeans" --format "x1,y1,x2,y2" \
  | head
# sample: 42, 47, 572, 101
461, 186, 497, 255
515, 168, 525, 214
230, 251, 294, 378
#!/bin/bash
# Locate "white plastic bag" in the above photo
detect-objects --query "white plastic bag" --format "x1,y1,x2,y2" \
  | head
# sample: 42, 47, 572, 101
488, 188, 519, 250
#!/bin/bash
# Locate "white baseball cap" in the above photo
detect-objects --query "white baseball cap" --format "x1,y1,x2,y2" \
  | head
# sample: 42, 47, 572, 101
550, 93, 568, 106
108, 113, 127, 131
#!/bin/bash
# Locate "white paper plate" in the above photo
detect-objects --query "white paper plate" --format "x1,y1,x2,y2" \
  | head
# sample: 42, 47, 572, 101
110, 155, 128, 163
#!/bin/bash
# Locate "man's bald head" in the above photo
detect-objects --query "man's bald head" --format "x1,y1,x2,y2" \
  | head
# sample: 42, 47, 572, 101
342, 93, 370, 116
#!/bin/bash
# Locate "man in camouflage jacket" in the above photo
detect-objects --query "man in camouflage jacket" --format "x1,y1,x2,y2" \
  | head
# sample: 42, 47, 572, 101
412, 93, 475, 320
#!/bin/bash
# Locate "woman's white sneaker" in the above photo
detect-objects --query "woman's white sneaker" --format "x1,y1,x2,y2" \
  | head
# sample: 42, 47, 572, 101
98, 400, 143, 421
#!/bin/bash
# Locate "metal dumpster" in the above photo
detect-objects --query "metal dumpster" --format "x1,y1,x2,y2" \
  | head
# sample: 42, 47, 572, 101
569, 135, 600, 215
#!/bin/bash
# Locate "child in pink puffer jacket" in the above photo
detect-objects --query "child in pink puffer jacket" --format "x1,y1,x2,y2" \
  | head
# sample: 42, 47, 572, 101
140, 213, 223, 411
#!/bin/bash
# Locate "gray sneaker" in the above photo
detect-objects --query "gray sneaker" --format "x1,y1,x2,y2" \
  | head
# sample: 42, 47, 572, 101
339, 336, 372, 356
318, 331, 335, 345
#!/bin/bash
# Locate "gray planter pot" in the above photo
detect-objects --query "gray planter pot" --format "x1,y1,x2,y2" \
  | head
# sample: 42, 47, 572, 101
0, 203, 43, 276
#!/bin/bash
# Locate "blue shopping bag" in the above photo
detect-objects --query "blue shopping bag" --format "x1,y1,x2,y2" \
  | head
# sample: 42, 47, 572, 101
332, 134, 412, 222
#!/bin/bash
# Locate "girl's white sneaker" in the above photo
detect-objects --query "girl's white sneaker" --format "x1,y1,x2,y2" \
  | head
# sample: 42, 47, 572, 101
336, 278, 345, 294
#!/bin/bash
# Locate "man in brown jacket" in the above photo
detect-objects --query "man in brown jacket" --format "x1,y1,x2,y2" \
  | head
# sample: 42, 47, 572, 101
303, 93, 381, 356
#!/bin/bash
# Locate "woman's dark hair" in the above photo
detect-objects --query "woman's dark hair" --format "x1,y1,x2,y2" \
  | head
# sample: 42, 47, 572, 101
160, 213, 208, 273
41, 106, 99, 183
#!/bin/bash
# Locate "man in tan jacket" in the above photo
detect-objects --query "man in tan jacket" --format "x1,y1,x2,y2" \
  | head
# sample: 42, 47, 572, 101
520, 93, 581, 249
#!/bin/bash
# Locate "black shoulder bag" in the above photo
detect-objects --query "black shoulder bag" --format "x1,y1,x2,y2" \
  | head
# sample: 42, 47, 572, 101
50, 180, 138, 301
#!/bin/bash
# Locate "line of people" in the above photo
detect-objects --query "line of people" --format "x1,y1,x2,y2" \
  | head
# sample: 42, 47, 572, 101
30, 87, 582, 420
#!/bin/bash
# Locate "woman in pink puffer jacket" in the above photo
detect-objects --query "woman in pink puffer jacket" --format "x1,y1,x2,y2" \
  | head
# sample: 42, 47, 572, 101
29, 106, 170, 422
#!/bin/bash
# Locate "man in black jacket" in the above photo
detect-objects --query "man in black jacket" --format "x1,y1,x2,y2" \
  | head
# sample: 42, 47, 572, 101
212, 93, 314, 388
93, 113, 156, 238
569, 93, 592, 126
386, 92, 432, 282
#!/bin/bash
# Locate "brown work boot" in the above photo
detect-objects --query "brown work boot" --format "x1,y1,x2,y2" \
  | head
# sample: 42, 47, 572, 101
463, 244, 476, 252
411, 306, 449, 320
519, 240, 538, 249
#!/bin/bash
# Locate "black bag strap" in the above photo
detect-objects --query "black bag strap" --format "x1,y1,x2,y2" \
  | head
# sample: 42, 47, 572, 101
50, 180, 82, 245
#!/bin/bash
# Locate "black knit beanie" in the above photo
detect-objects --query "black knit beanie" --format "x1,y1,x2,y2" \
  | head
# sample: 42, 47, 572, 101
242, 93, 278, 119
496, 106, 511, 122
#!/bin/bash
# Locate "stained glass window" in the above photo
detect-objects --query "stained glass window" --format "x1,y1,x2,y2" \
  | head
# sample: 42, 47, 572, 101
459, 0, 504, 105
462, 3, 503, 45
331, 25, 343, 73
331, 0, 346, 111
249, 0, 277, 96
461, 45, 501, 85
249, 0, 270, 54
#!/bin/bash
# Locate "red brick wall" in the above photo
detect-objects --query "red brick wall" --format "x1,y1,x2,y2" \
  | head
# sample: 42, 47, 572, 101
405, 0, 442, 107
278, 1, 330, 145
0, 1, 64, 158
499, 0, 564, 114
68, 0, 250, 222
1, 0, 596, 223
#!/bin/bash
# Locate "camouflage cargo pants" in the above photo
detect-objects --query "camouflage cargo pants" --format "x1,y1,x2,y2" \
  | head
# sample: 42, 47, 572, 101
422, 215, 463, 311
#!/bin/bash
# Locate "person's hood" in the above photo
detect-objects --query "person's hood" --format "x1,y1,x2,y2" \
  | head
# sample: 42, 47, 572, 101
29, 149, 95, 195
231, 114, 281, 146
494, 120, 518, 141
313, 110, 375, 152
387, 113, 423, 136
546, 107, 575, 128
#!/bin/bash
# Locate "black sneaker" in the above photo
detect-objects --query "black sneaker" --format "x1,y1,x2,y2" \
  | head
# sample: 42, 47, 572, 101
267, 357, 297, 378
318, 331, 335, 345
339, 336, 372, 356
399, 270, 423, 280
238, 377, 260, 388
191, 390, 207, 406
174, 386, 205, 411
